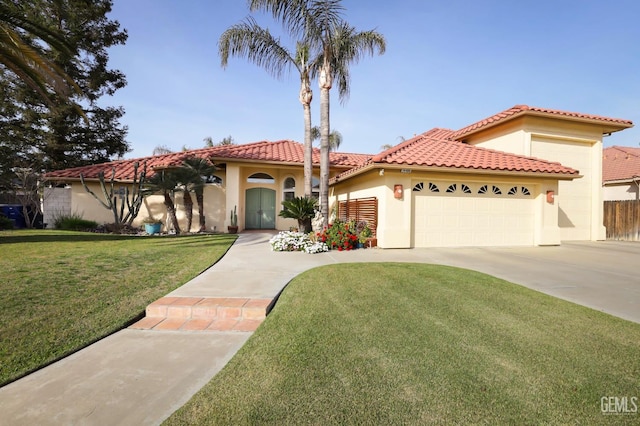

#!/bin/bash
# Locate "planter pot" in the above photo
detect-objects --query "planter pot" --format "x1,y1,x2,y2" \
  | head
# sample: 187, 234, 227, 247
357, 242, 365, 249
366, 237, 377, 248
228, 226, 239, 234
145, 222, 162, 235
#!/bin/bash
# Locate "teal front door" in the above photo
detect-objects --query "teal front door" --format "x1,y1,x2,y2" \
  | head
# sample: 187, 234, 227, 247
245, 188, 276, 229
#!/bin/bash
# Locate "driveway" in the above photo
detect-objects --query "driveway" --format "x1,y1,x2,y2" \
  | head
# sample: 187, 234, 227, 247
372, 240, 640, 324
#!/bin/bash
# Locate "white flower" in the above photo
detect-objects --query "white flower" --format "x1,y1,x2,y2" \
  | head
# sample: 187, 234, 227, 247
269, 231, 328, 254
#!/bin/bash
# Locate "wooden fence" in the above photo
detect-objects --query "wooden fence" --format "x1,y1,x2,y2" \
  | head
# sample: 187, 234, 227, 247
604, 200, 640, 241
337, 197, 378, 236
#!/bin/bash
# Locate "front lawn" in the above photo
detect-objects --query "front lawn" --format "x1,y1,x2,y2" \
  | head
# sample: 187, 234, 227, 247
167, 263, 640, 424
0, 230, 236, 386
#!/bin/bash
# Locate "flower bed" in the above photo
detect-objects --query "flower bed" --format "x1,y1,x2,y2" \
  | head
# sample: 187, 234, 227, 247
269, 231, 328, 254
271, 220, 373, 254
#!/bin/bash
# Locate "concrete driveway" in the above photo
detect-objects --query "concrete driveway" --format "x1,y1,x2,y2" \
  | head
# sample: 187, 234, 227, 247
371, 240, 640, 324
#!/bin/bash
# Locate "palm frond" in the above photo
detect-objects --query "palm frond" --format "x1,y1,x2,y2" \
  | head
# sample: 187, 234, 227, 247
219, 16, 298, 78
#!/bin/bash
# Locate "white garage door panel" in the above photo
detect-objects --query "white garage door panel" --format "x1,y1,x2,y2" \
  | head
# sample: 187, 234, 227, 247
413, 182, 535, 248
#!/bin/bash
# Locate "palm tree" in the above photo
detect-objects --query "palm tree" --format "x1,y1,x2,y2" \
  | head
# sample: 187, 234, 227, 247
219, 17, 316, 197
0, 3, 82, 106
174, 167, 196, 233
181, 157, 216, 232
145, 170, 181, 235
279, 196, 317, 233
311, 126, 342, 151
250, 0, 385, 226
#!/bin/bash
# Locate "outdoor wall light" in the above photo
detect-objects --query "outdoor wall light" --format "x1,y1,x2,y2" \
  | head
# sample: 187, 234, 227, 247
546, 190, 555, 204
394, 184, 403, 199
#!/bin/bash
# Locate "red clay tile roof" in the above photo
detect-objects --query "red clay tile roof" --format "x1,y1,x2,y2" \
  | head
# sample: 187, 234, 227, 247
451, 105, 633, 140
45, 140, 371, 181
332, 129, 578, 184
603, 146, 640, 183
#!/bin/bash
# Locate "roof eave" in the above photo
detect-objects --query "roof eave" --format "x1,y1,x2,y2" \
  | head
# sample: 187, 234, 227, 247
456, 111, 633, 141
331, 162, 579, 185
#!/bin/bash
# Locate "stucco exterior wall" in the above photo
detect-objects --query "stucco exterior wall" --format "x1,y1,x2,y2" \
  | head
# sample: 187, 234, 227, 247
332, 168, 564, 248
604, 183, 639, 201
62, 178, 227, 233
466, 116, 606, 241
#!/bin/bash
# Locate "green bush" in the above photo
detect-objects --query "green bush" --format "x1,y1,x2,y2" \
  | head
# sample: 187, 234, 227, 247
53, 213, 98, 231
279, 196, 317, 233
0, 215, 14, 230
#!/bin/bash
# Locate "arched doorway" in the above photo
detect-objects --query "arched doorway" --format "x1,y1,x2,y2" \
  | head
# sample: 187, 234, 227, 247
245, 187, 276, 229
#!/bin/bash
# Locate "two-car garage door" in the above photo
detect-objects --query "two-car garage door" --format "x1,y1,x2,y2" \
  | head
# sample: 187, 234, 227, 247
412, 181, 536, 247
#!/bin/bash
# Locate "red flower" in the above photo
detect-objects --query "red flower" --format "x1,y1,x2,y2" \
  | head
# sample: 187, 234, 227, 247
338, 247, 343, 251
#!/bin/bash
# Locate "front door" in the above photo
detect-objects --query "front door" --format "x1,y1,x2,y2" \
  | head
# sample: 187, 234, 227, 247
245, 188, 276, 229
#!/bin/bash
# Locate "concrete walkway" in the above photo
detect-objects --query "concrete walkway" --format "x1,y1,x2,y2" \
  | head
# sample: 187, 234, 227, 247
1, 232, 639, 425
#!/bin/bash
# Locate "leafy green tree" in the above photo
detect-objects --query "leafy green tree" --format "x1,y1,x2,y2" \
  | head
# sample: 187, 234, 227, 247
0, 0, 129, 180
249, 0, 385, 226
0, 1, 81, 106
219, 17, 316, 197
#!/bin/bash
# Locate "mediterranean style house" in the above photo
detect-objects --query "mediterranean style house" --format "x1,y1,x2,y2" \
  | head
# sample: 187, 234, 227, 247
44, 105, 633, 248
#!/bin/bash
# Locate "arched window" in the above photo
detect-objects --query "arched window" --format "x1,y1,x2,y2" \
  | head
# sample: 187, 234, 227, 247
206, 175, 223, 185
247, 172, 275, 184
283, 177, 295, 201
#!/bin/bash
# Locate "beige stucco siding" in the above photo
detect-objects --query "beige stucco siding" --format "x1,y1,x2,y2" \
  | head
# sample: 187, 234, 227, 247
604, 183, 639, 201
531, 137, 602, 240
65, 178, 227, 233
466, 117, 607, 242
332, 169, 563, 248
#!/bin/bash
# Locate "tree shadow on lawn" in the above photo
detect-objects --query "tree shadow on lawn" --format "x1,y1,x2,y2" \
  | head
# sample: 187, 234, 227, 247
0, 232, 238, 246
0, 232, 141, 244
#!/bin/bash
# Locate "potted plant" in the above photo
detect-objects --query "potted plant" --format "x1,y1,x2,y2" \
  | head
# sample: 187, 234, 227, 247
228, 205, 238, 234
356, 221, 374, 248
143, 217, 162, 235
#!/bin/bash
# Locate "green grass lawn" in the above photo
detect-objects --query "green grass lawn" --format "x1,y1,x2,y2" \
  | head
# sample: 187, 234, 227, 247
0, 229, 236, 386
167, 263, 640, 425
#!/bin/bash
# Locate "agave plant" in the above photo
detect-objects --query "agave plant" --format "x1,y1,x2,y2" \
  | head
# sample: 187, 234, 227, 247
279, 196, 317, 233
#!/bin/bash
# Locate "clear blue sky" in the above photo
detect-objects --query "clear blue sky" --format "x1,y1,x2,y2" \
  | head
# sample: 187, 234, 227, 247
105, 0, 640, 159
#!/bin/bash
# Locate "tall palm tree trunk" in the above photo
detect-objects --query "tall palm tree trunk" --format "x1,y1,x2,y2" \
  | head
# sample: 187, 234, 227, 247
301, 78, 313, 198
319, 61, 332, 227
195, 188, 206, 232
163, 191, 181, 235
183, 189, 194, 232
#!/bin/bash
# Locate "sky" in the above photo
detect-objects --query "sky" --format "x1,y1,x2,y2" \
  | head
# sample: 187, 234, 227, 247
105, 0, 640, 159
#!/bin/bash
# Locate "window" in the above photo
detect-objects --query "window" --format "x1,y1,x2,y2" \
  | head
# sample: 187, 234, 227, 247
428, 182, 440, 192
206, 175, 223, 185
478, 185, 488, 194
508, 186, 518, 195
413, 182, 424, 192
521, 187, 531, 196
446, 183, 457, 193
283, 177, 295, 201
461, 184, 471, 194
312, 176, 320, 200
492, 185, 502, 195
247, 172, 275, 184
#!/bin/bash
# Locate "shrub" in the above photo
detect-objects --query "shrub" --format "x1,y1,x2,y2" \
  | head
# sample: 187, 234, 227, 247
278, 196, 317, 233
0, 214, 14, 230
53, 212, 98, 231
317, 220, 358, 251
